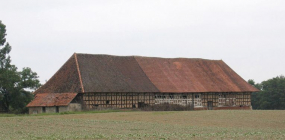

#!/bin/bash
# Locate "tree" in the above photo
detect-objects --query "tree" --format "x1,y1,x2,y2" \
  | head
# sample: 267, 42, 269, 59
260, 76, 285, 109
248, 76, 285, 110
248, 79, 262, 109
0, 21, 41, 113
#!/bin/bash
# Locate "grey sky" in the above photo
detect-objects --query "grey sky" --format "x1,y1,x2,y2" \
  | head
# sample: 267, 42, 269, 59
1, 0, 284, 84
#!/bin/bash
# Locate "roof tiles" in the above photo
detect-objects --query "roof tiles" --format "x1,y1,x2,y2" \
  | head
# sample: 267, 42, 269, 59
34, 55, 82, 94
135, 57, 258, 92
27, 93, 77, 107
34, 53, 259, 94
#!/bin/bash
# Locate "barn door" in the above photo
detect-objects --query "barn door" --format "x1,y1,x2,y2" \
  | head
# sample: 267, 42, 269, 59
207, 101, 213, 110
138, 102, 145, 108
56, 106, 59, 113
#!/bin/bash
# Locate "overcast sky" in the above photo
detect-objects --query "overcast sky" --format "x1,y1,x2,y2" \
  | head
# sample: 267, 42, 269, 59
1, 0, 284, 84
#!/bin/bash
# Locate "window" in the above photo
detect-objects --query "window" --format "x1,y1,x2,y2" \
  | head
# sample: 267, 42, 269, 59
195, 94, 200, 99
106, 100, 110, 104
182, 95, 187, 99
219, 94, 225, 98
169, 94, 174, 99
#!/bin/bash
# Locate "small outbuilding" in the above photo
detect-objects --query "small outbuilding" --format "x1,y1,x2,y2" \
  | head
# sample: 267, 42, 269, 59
27, 53, 259, 114
27, 93, 81, 114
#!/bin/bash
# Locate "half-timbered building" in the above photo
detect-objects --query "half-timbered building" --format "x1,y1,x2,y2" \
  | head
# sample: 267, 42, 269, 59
27, 53, 259, 114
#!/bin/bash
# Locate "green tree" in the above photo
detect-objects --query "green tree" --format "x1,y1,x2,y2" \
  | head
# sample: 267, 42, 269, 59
260, 76, 285, 109
0, 20, 41, 113
249, 76, 285, 110
248, 79, 262, 109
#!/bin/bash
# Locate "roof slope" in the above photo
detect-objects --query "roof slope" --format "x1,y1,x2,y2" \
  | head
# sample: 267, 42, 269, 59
135, 57, 258, 92
76, 54, 159, 92
34, 55, 82, 94
27, 93, 77, 107
34, 53, 259, 93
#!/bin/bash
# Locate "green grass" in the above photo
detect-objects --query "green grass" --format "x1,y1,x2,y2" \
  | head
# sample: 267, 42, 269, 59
0, 110, 285, 139
0, 109, 123, 117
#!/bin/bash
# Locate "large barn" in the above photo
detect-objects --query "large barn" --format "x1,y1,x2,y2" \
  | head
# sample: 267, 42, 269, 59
27, 53, 259, 114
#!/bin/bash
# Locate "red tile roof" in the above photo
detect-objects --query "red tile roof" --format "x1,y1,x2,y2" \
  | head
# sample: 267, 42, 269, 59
135, 57, 258, 92
34, 55, 82, 94
34, 53, 259, 94
27, 93, 77, 107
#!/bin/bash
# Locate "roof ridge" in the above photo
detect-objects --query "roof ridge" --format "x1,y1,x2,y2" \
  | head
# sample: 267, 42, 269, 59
34, 54, 76, 94
133, 56, 160, 92
75, 53, 221, 61
74, 53, 85, 93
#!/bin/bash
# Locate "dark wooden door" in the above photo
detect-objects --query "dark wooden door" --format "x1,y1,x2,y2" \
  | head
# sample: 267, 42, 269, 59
56, 106, 59, 113
207, 101, 213, 110
138, 102, 145, 108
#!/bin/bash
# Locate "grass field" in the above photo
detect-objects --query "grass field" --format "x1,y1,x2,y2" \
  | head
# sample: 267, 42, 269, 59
1, 110, 285, 139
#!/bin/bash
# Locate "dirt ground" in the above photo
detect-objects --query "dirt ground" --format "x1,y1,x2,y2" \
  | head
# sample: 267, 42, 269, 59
1, 110, 285, 139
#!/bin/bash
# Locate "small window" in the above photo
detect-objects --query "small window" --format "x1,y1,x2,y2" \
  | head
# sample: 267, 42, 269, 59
42, 107, 46, 113
106, 100, 110, 104
195, 95, 200, 99
183, 96, 187, 99
169, 94, 174, 99
219, 94, 226, 98
162, 95, 166, 99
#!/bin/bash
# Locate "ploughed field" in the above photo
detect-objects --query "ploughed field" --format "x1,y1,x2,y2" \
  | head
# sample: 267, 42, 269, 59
0, 110, 285, 139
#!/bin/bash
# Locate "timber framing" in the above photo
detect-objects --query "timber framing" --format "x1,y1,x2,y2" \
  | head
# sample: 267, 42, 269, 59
83, 93, 154, 109
80, 92, 252, 110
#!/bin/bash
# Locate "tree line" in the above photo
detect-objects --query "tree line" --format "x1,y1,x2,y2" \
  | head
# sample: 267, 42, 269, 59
248, 76, 285, 110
